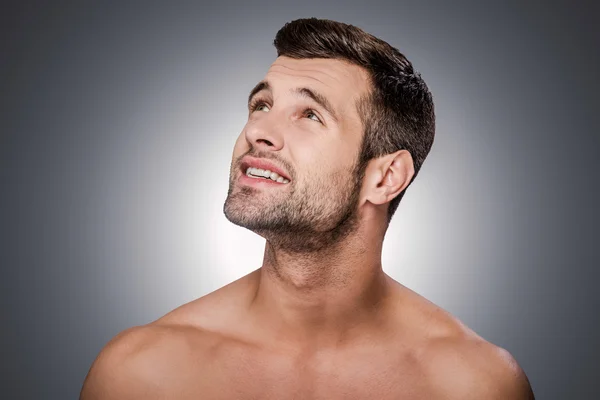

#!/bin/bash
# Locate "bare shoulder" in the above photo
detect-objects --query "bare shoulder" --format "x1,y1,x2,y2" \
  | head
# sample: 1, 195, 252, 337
79, 323, 218, 399
80, 272, 259, 399
422, 333, 534, 399
390, 284, 534, 399
411, 301, 533, 398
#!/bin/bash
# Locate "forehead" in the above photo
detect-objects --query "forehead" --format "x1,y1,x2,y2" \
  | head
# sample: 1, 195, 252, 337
265, 56, 371, 113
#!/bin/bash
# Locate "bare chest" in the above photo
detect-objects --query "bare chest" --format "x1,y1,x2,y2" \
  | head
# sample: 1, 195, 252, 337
177, 347, 434, 400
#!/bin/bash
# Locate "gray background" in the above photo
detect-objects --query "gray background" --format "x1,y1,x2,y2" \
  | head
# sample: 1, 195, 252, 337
1, 1, 598, 399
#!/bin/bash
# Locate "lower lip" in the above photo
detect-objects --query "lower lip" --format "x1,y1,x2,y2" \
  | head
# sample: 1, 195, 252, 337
238, 173, 289, 187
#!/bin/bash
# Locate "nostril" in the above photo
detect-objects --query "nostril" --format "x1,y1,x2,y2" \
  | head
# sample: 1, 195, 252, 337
258, 139, 274, 146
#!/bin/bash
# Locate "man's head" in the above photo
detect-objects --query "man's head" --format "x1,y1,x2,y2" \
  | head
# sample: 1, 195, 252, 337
224, 18, 435, 252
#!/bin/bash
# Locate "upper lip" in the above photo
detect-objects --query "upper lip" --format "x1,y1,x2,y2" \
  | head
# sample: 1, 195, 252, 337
240, 156, 291, 181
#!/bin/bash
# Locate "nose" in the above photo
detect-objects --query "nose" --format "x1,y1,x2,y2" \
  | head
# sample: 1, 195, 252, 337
244, 114, 284, 151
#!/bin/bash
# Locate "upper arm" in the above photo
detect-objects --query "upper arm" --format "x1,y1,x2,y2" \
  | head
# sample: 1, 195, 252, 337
79, 326, 163, 400
426, 338, 534, 400
476, 346, 535, 400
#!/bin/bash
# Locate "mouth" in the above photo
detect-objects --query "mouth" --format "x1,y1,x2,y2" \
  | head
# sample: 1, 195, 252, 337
238, 166, 291, 187
238, 172, 289, 187
238, 157, 292, 187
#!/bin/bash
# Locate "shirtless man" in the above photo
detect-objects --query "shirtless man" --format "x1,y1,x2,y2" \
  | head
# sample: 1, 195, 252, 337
80, 18, 534, 399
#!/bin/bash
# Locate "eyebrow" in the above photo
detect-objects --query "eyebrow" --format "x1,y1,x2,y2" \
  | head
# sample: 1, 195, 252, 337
248, 80, 269, 108
294, 87, 339, 123
247, 80, 339, 123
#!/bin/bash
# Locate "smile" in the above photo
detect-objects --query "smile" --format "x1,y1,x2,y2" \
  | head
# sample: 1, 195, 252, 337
245, 167, 290, 184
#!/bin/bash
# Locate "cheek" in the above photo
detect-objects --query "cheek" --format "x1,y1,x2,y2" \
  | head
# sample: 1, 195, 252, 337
232, 131, 249, 154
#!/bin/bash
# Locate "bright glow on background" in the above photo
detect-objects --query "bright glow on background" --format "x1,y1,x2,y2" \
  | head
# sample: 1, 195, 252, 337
1, 2, 598, 399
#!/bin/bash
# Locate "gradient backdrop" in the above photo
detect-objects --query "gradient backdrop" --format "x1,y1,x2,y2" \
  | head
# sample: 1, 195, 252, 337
1, 1, 598, 399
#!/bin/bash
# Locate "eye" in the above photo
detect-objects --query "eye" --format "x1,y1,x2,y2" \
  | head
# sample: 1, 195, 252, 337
255, 103, 270, 112
305, 109, 322, 123
249, 98, 271, 113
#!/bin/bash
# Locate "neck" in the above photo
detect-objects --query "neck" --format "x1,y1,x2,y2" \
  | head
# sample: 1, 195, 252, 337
248, 221, 394, 349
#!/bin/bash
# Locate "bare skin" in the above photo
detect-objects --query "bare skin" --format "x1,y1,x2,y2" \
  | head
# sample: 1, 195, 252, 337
81, 56, 534, 399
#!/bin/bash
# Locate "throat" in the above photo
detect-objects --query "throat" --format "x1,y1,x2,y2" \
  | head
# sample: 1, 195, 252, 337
249, 264, 393, 345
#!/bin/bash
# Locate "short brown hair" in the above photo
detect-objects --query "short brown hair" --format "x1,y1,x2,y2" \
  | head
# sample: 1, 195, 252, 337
274, 18, 435, 225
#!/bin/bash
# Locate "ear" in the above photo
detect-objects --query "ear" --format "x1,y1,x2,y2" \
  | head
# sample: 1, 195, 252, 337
361, 149, 415, 207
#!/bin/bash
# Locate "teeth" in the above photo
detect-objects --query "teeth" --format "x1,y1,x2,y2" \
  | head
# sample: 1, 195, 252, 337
245, 167, 290, 183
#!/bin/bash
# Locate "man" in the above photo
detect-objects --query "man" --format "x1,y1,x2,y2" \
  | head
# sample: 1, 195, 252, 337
81, 18, 534, 399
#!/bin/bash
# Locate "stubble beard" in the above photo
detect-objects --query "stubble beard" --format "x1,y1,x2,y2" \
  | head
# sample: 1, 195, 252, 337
223, 163, 364, 254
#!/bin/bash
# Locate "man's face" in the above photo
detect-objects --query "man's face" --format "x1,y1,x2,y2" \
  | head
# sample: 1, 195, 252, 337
223, 56, 371, 252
